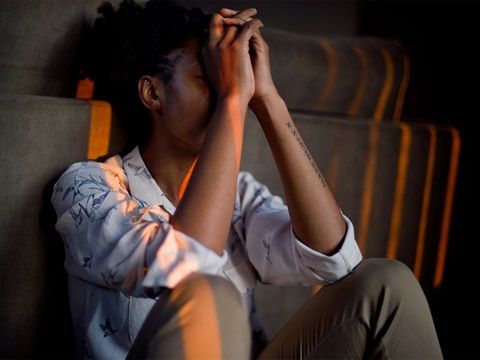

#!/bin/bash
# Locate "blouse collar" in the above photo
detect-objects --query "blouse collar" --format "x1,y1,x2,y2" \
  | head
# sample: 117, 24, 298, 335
122, 146, 176, 215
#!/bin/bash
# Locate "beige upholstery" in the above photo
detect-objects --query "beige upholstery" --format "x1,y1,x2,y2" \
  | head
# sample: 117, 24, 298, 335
264, 29, 409, 121
0, 0, 460, 357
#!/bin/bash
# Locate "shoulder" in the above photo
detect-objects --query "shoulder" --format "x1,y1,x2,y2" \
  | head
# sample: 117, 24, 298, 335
53, 154, 128, 196
61, 154, 124, 178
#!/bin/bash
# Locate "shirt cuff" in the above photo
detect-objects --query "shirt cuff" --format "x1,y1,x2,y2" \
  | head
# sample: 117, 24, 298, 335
294, 214, 363, 283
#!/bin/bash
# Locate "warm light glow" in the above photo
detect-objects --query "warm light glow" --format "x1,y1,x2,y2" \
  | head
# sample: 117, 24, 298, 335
315, 40, 337, 110
77, 77, 112, 160
387, 124, 411, 259
76, 76, 95, 99
178, 157, 198, 200
373, 48, 394, 121
87, 100, 112, 160
347, 46, 368, 117
413, 125, 436, 281
392, 46, 410, 123
312, 284, 324, 294
434, 127, 461, 288
357, 124, 379, 253
175, 276, 222, 359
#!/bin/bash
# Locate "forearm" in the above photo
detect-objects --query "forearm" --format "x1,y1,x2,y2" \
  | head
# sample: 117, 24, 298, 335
172, 97, 247, 255
250, 94, 346, 255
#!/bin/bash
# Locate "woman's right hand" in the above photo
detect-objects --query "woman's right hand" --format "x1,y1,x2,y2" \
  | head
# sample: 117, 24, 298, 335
202, 8, 263, 105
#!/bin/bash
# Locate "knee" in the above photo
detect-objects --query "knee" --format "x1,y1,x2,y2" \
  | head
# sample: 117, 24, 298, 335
352, 258, 424, 300
172, 273, 246, 312
356, 258, 414, 281
171, 273, 250, 340
176, 273, 238, 297
132, 274, 251, 359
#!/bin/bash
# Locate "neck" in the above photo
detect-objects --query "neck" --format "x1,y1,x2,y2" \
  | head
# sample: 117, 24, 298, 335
140, 140, 197, 208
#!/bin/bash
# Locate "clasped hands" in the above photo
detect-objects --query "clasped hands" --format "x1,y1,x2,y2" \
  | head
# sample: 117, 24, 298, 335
202, 7, 275, 104
221, 7, 257, 26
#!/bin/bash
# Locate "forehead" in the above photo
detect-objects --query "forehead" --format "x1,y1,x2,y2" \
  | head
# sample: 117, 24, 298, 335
173, 37, 202, 70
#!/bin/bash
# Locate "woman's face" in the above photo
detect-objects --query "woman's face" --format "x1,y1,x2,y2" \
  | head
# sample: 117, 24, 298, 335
157, 37, 214, 155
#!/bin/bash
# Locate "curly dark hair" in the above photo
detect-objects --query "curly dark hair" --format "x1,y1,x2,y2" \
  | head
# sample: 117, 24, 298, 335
81, 0, 211, 147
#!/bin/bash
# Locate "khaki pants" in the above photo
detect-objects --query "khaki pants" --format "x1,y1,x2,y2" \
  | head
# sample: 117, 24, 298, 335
128, 258, 443, 359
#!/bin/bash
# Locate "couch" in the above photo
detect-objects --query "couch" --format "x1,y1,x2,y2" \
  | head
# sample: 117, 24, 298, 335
0, 0, 460, 358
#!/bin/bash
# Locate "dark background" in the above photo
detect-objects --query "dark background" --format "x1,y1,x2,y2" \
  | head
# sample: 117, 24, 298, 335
186, 0, 477, 357
358, 2, 477, 359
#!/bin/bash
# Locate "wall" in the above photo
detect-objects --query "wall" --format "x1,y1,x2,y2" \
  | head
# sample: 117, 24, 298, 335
357, 2, 477, 359
178, 0, 358, 36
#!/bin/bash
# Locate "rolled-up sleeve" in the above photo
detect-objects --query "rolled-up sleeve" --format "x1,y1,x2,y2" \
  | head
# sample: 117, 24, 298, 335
294, 214, 362, 284
239, 171, 362, 286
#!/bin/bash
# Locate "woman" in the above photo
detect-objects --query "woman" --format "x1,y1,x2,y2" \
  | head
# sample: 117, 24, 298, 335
51, 0, 443, 358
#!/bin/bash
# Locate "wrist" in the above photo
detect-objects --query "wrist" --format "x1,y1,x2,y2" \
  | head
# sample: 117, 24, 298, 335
249, 90, 283, 116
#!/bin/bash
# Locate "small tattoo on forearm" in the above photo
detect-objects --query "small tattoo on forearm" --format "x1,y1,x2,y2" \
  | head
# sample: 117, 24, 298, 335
286, 122, 326, 187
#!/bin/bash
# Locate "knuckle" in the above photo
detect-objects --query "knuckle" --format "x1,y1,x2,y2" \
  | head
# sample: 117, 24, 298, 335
218, 41, 228, 51
244, 21, 254, 29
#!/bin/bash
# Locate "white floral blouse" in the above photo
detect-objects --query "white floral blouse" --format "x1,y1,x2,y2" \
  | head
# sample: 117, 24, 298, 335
51, 146, 362, 359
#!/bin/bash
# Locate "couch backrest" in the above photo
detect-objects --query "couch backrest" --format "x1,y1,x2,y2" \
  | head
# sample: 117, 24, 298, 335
0, 0, 106, 98
263, 28, 410, 121
0, 0, 409, 120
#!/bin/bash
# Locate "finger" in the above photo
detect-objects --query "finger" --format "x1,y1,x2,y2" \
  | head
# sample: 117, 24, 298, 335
218, 8, 260, 44
236, 18, 264, 41
222, 8, 257, 35
219, 8, 239, 17
222, 9, 255, 43
234, 8, 257, 21
222, 17, 248, 26
208, 12, 226, 40
222, 20, 242, 43
221, 7, 257, 23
